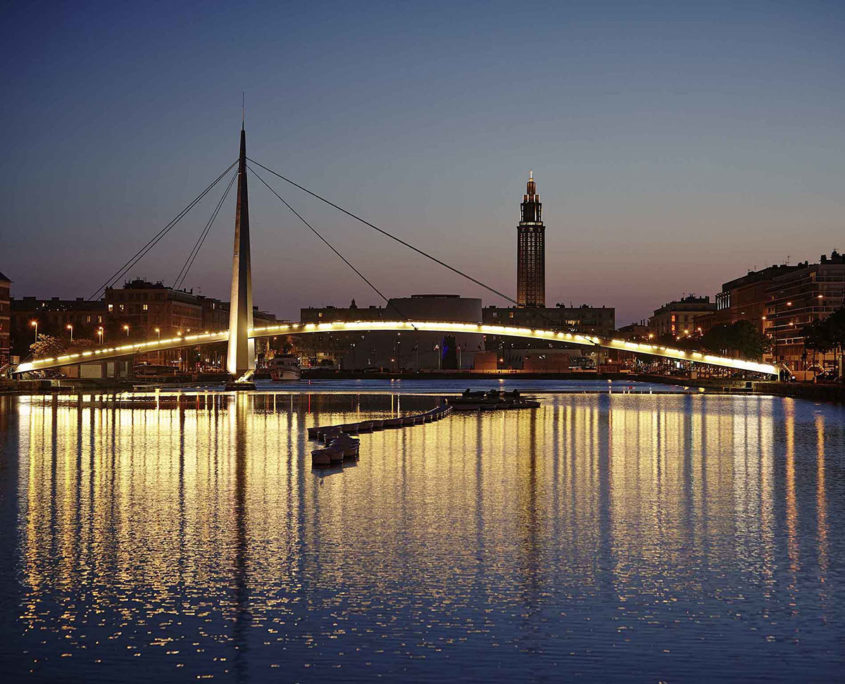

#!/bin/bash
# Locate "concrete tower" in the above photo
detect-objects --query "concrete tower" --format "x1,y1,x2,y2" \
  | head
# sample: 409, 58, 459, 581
517, 171, 545, 308
226, 123, 255, 377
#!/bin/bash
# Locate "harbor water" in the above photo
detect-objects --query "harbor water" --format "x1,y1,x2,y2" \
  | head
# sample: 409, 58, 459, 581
0, 383, 843, 681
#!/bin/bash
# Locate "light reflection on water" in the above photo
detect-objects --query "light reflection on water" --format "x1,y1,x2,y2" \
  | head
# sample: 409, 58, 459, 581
0, 391, 843, 682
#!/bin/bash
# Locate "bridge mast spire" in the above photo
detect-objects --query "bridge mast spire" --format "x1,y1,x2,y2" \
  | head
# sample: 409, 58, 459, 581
226, 119, 255, 377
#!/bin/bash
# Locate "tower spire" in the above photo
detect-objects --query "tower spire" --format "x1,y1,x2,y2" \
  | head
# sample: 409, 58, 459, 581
517, 170, 545, 308
226, 120, 255, 377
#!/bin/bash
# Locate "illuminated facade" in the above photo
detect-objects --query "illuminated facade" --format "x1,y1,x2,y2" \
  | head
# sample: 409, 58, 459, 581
765, 251, 845, 368
483, 304, 615, 336
649, 295, 715, 339
517, 171, 545, 308
10, 296, 106, 356
0, 271, 9, 366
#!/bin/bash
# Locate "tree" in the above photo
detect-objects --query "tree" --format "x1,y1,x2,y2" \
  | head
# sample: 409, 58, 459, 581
803, 307, 845, 373
29, 334, 67, 359
700, 321, 770, 360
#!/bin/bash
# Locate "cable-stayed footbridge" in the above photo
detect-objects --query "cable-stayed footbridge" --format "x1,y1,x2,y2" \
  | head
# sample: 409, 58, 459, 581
13, 123, 779, 379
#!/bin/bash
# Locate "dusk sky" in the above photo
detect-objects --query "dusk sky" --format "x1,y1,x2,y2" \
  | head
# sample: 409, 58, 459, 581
2, 0, 843, 324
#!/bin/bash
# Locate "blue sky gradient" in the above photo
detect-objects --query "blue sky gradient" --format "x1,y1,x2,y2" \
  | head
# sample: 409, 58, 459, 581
1, 0, 843, 323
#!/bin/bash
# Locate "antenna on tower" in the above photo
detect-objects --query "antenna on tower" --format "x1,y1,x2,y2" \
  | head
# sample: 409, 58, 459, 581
241, 91, 245, 129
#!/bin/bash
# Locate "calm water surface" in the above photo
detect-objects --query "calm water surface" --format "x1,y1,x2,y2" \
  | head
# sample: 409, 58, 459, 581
0, 385, 843, 682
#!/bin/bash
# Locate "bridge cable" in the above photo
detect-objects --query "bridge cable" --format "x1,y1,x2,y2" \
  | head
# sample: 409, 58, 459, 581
246, 157, 582, 336
87, 160, 238, 301
173, 169, 238, 291
248, 164, 414, 326
246, 157, 519, 307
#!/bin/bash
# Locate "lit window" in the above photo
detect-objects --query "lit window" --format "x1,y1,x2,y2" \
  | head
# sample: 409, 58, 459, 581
143, 304, 148, 311
108, 304, 113, 312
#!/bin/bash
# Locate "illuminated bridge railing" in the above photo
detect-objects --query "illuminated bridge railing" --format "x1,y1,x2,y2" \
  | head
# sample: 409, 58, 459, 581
14, 320, 779, 376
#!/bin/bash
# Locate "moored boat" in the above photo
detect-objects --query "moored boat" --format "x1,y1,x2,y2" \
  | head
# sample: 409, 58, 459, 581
268, 354, 301, 381
311, 448, 333, 468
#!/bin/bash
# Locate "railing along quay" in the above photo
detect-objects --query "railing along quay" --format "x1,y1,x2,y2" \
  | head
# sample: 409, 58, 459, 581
308, 403, 453, 468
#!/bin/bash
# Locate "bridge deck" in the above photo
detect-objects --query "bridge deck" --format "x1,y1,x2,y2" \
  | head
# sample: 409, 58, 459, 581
13, 320, 778, 376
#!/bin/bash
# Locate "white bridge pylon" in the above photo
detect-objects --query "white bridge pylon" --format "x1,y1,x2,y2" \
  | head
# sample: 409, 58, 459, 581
14, 319, 778, 376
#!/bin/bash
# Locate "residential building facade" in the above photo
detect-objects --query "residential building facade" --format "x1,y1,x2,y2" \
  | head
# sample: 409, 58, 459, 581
765, 252, 845, 369
649, 295, 715, 339
0, 271, 10, 367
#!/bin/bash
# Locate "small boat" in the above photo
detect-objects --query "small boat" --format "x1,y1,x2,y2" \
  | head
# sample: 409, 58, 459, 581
330, 436, 360, 460
320, 428, 343, 444
268, 354, 301, 381
311, 448, 333, 467
449, 389, 540, 411
328, 446, 345, 465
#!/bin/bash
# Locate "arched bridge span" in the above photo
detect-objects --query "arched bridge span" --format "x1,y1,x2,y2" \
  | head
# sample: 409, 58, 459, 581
14, 320, 778, 376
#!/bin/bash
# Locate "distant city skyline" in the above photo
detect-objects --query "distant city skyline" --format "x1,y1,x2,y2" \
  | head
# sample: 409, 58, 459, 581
2, 1, 843, 325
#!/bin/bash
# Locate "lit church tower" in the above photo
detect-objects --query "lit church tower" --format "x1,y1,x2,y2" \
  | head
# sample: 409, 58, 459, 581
517, 171, 545, 308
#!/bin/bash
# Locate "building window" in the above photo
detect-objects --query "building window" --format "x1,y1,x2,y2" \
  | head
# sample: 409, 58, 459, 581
143, 304, 149, 311
108, 304, 113, 312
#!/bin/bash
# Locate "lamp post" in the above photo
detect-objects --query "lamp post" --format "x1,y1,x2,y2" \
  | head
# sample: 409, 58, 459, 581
30, 320, 38, 342
97, 327, 104, 344
66, 323, 73, 342
123, 324, 130, 337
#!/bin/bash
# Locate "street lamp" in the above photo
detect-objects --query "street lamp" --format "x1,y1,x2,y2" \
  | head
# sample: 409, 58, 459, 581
123, 324, 130, 337
155, 327, 161, 340
30, 319, 38, 342
97, 327, 104, 344
66, 323, 73, 342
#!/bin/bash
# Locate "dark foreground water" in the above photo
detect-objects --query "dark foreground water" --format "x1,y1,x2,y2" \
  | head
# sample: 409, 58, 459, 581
0, 386, 843, 682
